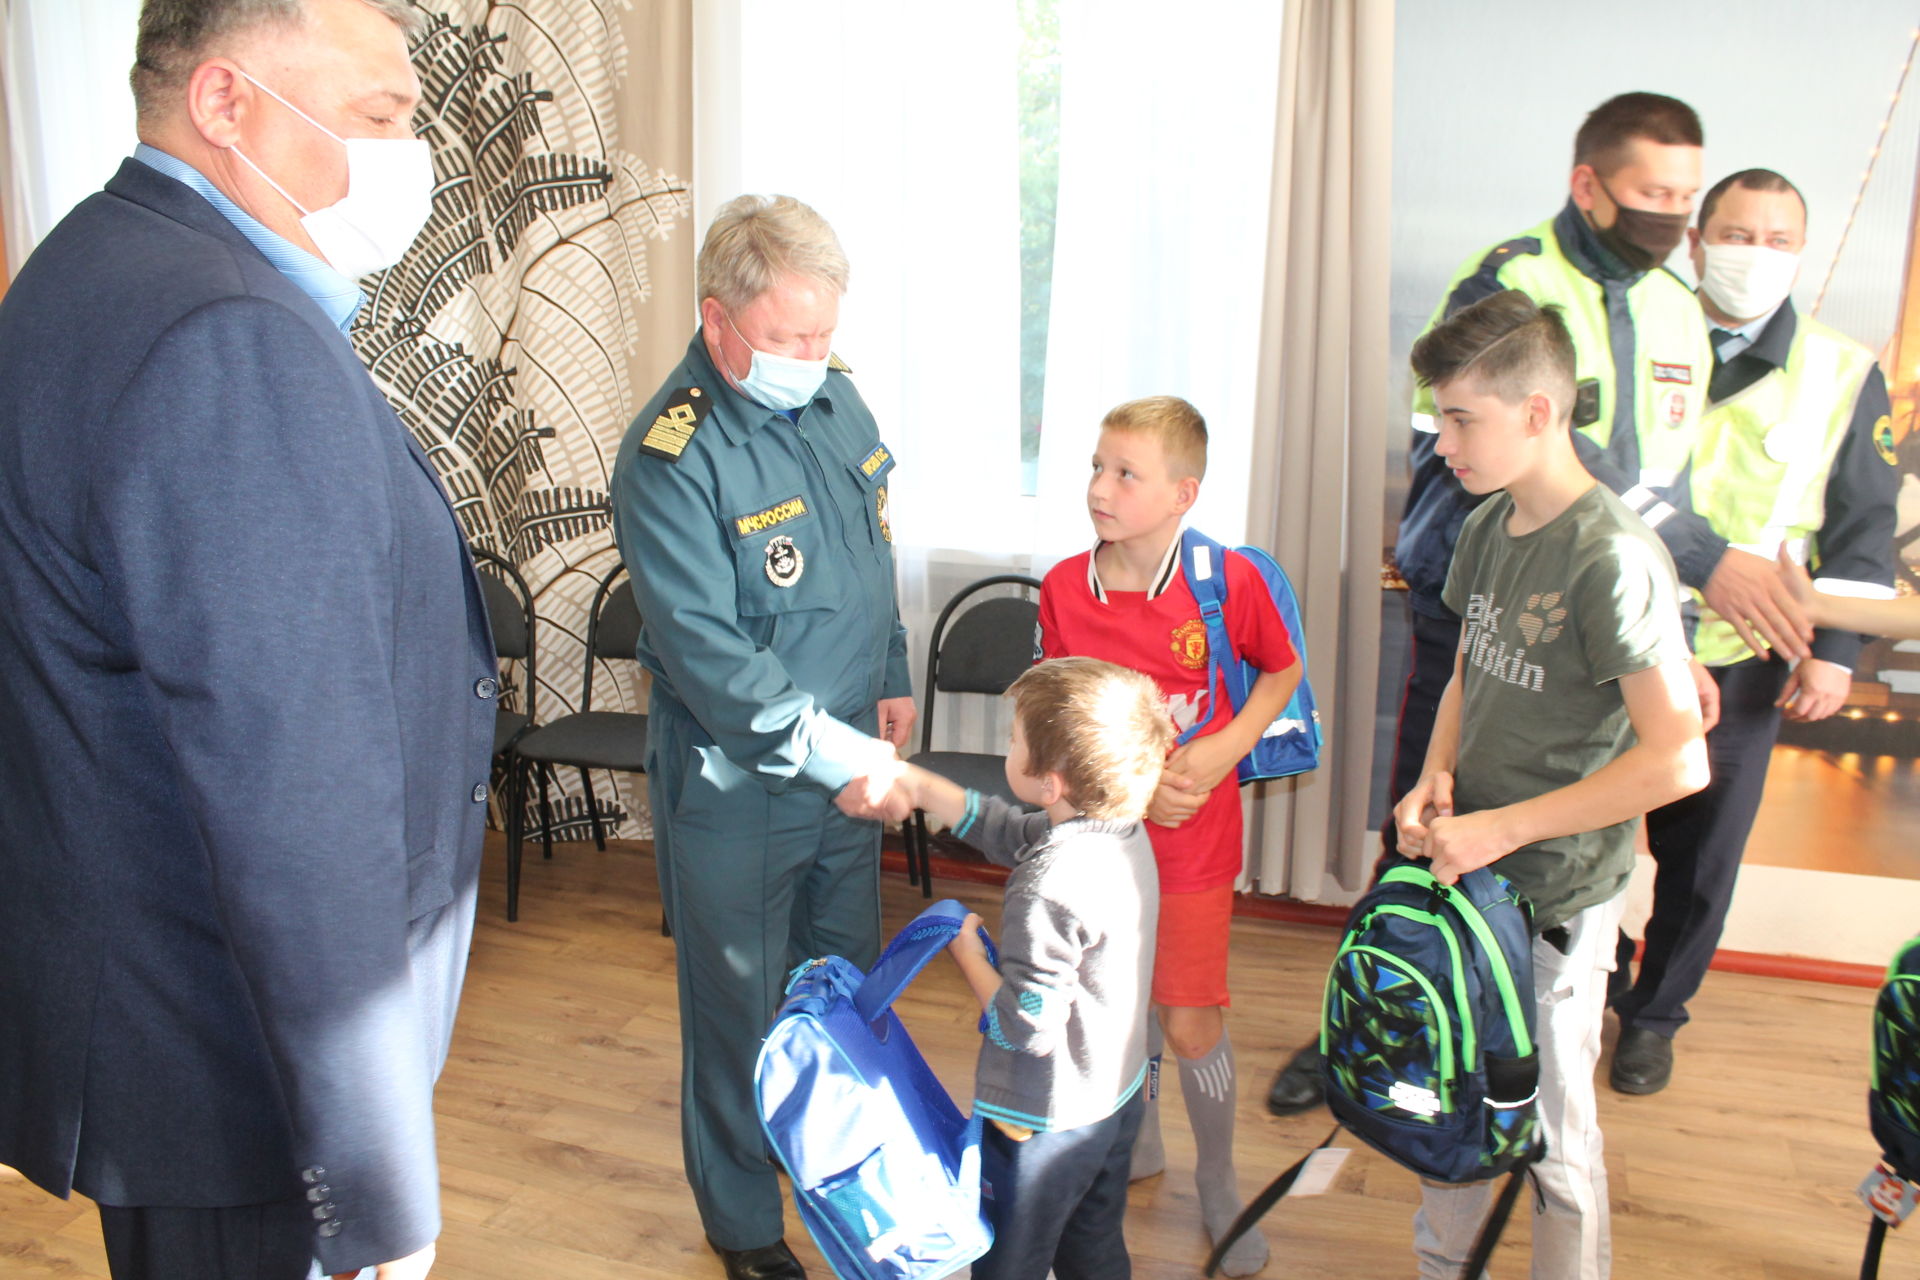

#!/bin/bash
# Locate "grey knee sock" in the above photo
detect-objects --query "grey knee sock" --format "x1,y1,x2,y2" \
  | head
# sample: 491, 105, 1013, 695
1130, 1019, 1166, 1180
1179, 1028, 1268, 1276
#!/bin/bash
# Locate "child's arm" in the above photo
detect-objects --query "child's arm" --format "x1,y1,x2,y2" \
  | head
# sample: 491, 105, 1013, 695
1414, 657, 1709, 885
946, 911, 1002, 1012
1394, 650, 1467, 850
1779, 548, 1920, 641
902, 763, 1051, 867
1160, 664, 1303, 801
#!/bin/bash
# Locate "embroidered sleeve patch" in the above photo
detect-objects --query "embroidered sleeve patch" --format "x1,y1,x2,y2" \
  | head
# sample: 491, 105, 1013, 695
859, 444, 892, 477
640, 387, 710, 460
1874, 414, 1899, 467
734, 495, 809, 538
1650, 362, 1693, 385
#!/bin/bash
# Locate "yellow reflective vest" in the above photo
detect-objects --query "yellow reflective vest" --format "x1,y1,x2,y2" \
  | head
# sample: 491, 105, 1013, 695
1690, 316, 1880, 666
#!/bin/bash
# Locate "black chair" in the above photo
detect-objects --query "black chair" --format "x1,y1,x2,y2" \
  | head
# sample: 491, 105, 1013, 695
904, 574, 1043, 897
472, 547, 540, 914
505, 560, 649, 921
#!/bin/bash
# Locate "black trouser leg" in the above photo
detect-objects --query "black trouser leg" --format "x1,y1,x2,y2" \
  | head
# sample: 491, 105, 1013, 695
1616, 658, 1789, 1038
97, 1200, 314, 1280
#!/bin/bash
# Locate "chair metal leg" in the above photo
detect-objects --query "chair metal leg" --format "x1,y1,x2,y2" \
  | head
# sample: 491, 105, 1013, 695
536, 764, 556, 859
580, 767, 607, 850
905, 811, 922, 889
506, 756, 525, 922
917, 811, 935, 898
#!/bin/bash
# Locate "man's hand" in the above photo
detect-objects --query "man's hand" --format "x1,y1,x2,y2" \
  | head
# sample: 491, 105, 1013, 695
1778, 657, 1851, 723
1689, 658, 1721, 734
1702, 547, 1813, 660
1147, 769, 1210, 828
1392, 769, 1454, 858
334, 1242, 435, 1280
877, 696, 917, 751
1425, 810, 1518, 885
833, 740, 912, 822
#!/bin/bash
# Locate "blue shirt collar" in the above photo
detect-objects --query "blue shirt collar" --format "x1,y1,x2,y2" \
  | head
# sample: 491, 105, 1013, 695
133, 143, 364, 335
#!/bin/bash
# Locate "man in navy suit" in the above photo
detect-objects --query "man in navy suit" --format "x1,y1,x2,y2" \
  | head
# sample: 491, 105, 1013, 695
0, 2, 495, 1277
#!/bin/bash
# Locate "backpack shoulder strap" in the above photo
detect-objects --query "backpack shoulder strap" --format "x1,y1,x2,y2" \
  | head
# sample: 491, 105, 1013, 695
853, 899, 997, 1022
1176, 528, 1249, 745
1204, 1123, 1343, 1276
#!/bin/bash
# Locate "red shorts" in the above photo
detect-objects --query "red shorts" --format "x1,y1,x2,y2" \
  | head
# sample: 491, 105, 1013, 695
1152, 884, 1234, 1008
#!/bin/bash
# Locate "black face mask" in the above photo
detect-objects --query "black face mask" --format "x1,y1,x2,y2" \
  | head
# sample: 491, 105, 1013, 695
1590, 174, 1689, 271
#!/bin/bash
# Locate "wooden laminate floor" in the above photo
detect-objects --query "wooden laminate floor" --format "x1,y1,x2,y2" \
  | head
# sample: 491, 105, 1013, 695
1, 835, 1891, 1278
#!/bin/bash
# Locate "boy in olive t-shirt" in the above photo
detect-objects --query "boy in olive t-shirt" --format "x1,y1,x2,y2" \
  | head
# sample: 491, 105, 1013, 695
1394, 290, 1709, 1280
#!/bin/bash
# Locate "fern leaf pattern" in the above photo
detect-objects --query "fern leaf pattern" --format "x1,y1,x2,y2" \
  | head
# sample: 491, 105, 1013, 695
355, 0, 691, 840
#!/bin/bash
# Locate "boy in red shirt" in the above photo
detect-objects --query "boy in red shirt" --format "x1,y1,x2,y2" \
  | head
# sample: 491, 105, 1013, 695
1036, 396, 1301, 1276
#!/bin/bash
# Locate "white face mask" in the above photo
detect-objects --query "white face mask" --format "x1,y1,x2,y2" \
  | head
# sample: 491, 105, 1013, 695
1699, 243, 1800, 322
228, 69, 433, 278
723, 311, 830, 411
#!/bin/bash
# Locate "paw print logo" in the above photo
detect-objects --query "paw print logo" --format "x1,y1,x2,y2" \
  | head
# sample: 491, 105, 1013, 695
1516, 592, 1567, 645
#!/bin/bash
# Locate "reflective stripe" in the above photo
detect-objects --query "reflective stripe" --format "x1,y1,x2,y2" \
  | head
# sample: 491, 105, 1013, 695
1812, 577, 1898, 600
1641, 502, 1677, 529
1620, 484, 1657, 511
1638, 468, 1677, 489
1411, 412, 1438, 434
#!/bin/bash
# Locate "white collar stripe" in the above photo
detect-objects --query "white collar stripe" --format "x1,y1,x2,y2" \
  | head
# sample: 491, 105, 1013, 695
1087, 531, 1186, 603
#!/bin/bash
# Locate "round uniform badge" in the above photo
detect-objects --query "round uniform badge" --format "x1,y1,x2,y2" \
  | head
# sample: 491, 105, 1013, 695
1662, 389, 1687, 428
765, 535, 804, 587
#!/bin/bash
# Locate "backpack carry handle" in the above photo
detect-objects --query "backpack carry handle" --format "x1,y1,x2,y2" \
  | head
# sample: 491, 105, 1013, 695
853, 898, 999, 1024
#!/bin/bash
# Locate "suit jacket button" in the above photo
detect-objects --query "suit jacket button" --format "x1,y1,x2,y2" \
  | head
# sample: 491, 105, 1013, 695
301, 1167, 327, 1184
311, 1202, 336, 1221
475, 677, 498, 700
306, 1184, 332, 1202
317, 1220, 343, 1238
472, 783, 488, 803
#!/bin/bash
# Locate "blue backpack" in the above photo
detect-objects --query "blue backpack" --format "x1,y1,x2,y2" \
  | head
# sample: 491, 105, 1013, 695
755, 900, 997, 1280
1862, 934, 1920, 1277
1207, 859, 1539, 1277
1175, 527, 1321, 782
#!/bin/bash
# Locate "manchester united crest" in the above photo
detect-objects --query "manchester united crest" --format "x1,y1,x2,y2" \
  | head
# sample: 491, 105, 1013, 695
1170, 618, 1208, 670
765, 535, 804, 587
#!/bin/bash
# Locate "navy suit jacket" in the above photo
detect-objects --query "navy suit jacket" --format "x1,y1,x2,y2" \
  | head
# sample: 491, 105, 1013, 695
0, 159, 497, 1272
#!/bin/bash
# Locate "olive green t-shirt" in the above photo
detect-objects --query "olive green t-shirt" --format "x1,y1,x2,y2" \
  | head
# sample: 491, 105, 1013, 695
1441, 483, 1689, 930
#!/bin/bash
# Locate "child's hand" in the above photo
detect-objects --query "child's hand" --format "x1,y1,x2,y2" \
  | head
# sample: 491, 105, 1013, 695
948, 912, 988, 963
1776, 547, 1824, 627
1164, 735, 1240, 797
1393, 770, 1454, 857
1425, 809, 1516, 884
1148, 770, 1211, 828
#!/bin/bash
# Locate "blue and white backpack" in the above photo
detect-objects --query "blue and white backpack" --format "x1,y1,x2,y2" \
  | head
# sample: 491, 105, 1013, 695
1175, 527, 1322, 782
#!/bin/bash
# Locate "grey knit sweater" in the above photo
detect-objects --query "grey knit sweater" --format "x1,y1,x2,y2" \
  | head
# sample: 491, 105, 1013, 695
954, 795, 1159, 1133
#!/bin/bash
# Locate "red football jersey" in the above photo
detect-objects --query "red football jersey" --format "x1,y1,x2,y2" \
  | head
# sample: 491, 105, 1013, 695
1037, 537, 1297, 892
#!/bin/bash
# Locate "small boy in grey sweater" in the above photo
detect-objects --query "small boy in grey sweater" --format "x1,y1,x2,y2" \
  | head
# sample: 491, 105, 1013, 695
897, 656, 1171, 1280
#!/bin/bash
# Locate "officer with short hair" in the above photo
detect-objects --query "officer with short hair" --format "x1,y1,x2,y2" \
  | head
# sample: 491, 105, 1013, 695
1609, 169, 1900, 1094
611, 194, 916, 1280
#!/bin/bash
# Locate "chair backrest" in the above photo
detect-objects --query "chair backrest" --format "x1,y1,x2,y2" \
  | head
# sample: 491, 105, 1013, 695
472, 545, 537, 718
920, 574, 1041, 753
581, 559, 644, 713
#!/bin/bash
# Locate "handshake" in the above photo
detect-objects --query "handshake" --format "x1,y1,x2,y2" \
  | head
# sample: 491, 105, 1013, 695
832, 694, 924, 823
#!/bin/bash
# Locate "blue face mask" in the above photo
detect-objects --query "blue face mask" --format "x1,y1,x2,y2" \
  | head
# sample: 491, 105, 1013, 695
723, 311, 830, 411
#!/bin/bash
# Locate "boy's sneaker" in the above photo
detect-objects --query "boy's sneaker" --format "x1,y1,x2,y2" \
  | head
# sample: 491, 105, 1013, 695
1610, 1025, 1674, 1094
1264, 1040, 1325, 1115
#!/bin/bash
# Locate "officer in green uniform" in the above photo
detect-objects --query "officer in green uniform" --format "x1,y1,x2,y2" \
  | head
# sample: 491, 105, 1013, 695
611, 195, 916, 1280
1270, 92, 1733, 1117
1609, 169, 1900, 1094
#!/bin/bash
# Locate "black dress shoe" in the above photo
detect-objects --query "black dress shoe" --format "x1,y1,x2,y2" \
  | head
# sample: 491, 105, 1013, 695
709, 1237, 807, 1280
1610, 1025, 1674, 1095
1266, 1039, 1326, 1116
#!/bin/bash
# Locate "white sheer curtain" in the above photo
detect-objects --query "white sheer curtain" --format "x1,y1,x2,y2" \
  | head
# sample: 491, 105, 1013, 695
697, 0, 1287, 755
1032, 0, 1283, 555
2, 0, 139, 276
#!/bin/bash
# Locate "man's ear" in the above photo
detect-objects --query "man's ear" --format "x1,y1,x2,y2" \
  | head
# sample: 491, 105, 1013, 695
186, 59, 251, 149
1569, 162, 1599, 214
699, 295, 726, 333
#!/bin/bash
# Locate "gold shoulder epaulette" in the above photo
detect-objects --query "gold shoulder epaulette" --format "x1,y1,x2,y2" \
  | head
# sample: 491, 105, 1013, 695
828, 353, 852, 374
639, 387, 711, 461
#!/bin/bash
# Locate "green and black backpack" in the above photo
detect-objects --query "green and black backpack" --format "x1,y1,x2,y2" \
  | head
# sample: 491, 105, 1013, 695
1862, 933, 1920, 1278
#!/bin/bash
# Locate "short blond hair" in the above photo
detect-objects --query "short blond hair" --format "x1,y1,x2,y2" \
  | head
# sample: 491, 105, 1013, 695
697, 194, 850, 312
1008, 657, 1172, 822
1100, 395, 1208, 481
